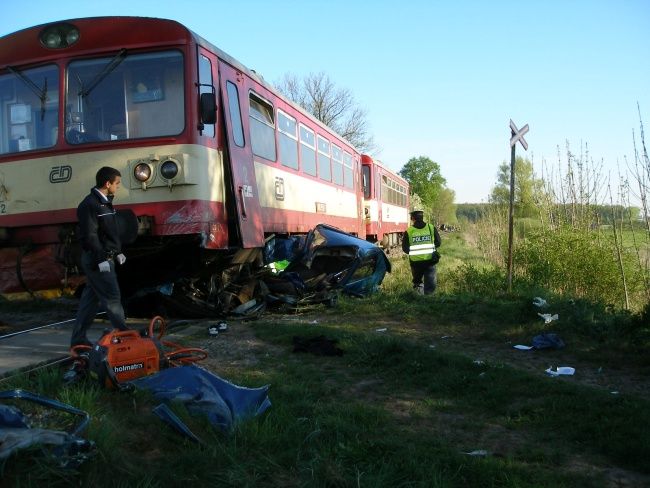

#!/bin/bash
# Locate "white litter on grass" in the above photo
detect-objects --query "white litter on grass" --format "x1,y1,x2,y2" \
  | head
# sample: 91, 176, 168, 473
375, 328, 387, 333
441, 335, 451, 339
513, 345, 534, 350
473, 360, 484, 365
429, 344, 436, 349
546, 366, 575, 376
464, 450, 488, 457
538, 313, 559, 324
610, 391, 620, 395
532, 297, 548, 307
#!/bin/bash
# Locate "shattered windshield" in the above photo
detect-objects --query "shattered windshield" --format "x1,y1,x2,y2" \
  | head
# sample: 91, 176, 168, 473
0, 64, 59, 154
65, 51, 184, 144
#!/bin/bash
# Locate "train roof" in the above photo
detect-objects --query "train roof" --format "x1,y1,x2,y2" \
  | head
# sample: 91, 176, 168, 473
361, 155, 407, 184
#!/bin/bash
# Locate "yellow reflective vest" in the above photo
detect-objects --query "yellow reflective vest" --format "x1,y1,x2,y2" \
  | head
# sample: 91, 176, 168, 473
406, 224, 436, 262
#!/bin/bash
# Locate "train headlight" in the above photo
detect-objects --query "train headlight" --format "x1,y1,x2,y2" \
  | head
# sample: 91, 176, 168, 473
66, 30, 80, 45
160, 160, 179, 180
134, 163, 152, 182
39, 23, 80, 49
43, 32, 62, 48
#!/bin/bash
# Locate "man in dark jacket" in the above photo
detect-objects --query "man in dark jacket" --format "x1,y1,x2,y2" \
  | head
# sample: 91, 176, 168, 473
402, 210, 441, 295
71, 166, 128, 348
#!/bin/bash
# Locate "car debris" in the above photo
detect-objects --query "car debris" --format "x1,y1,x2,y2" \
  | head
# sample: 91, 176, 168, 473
513, 333, 565, 351
0, 389, 95, 468
463, 449, 489, 457
134, 224, 391, 318
532, 297, 548, 308
538, 313, 559, 324
545, 366, 575, 376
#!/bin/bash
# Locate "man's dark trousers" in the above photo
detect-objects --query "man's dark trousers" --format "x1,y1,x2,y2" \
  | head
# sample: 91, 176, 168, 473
410, 260, 437, 295
71, 252, 127, 347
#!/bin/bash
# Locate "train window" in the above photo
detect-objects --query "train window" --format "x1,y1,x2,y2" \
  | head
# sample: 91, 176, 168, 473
331, 144, 343, 185
343, 152, 354, 189
198, 55, 215, 138
299, 124, 316, 176
376, 170, 381, 198
278, 110, 298, 170
362, 165, 371, 198
317, 136, 331, 181
226, 82, 244, 147
249, 92, 276, 161
1, 64, 59, 154
382, 175, 393, 204
66, 51, 184, 144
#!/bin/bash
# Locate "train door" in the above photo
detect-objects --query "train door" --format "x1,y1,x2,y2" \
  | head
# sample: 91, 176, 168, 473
355, 155, 365, 238
217, 61, 264, 248
376, 168, 383, 235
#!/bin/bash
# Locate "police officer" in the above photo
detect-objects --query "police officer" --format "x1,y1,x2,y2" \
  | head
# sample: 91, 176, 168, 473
71, 166, 129, 348
402, 210, 441, 295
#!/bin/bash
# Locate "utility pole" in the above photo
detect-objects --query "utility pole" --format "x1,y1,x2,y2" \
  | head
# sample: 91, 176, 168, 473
507, 119, 529, 292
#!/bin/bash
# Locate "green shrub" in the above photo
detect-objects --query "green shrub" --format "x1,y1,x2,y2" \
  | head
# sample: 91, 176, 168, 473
446, 263, 507, 296
513, 226, 645, 309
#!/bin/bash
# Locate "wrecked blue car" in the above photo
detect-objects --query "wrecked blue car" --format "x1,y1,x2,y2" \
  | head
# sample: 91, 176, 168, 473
264, 224, 391, 306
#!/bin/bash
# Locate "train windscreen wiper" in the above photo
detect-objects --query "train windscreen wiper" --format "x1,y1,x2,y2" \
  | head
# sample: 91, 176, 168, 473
6, 66, 48, 120
78, 48, 127, 98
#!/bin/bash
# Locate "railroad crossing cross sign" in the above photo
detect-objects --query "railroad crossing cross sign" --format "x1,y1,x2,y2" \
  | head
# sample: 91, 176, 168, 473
506, 118, 530, 293
509, 119, 529, 151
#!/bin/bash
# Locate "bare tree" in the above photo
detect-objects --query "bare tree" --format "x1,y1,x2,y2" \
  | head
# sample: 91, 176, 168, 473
275, 72, 376, 153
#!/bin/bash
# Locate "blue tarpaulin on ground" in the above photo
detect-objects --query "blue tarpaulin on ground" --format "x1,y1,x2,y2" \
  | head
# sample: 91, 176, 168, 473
131, 365, 271, 431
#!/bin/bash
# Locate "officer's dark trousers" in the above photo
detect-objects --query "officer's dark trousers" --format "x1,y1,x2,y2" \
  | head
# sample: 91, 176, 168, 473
71, 252, 127, 347
410, 260, 437, 295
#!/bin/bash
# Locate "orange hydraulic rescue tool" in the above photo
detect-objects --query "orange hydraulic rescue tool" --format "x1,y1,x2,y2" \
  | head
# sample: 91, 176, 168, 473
70, 316, 207, 389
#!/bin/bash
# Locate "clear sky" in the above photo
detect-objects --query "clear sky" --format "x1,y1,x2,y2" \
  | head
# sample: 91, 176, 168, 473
1, 0, 648, 203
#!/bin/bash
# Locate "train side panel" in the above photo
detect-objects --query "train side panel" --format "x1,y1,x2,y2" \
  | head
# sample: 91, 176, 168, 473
361, 155, 409, 247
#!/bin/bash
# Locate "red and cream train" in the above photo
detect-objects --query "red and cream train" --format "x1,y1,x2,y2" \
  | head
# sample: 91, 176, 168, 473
0, 17, 408, 296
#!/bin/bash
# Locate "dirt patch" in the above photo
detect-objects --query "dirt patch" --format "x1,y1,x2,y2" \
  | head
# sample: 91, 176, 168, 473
180, 319, 285, 376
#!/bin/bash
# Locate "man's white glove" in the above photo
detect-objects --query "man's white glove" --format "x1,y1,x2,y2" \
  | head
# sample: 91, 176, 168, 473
116, 253, 126, 265
98, 260, 111, 273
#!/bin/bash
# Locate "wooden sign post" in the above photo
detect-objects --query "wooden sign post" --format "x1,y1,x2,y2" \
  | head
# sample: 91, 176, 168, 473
507, 119, 529, 292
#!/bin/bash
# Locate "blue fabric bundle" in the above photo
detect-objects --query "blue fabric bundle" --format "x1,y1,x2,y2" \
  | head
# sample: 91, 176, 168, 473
132, 365, 271, 431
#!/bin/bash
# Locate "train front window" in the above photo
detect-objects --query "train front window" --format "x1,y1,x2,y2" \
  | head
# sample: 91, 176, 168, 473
0, 64, 59, 155
65, 51, 184, 144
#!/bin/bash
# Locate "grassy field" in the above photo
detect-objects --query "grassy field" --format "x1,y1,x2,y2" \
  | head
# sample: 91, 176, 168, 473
1, 231, 649, 487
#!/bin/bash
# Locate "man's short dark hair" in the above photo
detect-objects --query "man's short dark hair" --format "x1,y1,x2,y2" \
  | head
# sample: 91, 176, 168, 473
95, 167, 121, 188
